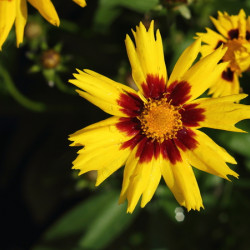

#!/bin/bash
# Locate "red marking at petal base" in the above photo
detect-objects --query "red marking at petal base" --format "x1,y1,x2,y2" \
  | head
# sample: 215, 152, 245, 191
167, 81, 192, 106
228, 29, 239, 39
142, 74, 166, 99
174, 128, 198, 151
117, 92, 143, 117
180, 103, 205, 127
222, 68, 234, 82
161, 140, 182, 164
215, 40, 225, 49
121, 133, 144, 150
246, 31, 250, 40
116, 117, 141, 136
136, 138, 155, 163
154, 142, 161, 159
122, 135, 163, 163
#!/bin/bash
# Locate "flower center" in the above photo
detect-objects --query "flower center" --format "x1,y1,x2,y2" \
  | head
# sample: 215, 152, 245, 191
223, 39, 248, 73
138, 97, 183, 142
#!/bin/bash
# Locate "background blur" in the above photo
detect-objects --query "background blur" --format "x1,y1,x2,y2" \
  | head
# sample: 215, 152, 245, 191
1, 0, 250, 249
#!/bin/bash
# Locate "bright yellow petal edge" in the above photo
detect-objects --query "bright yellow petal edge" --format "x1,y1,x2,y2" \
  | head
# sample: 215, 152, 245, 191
69, 21, 250, 213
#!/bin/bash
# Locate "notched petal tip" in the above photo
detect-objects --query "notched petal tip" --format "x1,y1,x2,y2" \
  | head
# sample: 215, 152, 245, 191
186, 203, 204, 212
75, 68, 83, 74
71, 73, 78, 78
149, 20, 155, 29
226, 172, 239, 181
124, 34, 131, 42
126, 207, 133, 214
239, 9, 246, 17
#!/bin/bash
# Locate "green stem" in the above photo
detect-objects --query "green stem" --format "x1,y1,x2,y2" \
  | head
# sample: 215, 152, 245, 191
54, 74, 76, 94
0, 66, 46, 112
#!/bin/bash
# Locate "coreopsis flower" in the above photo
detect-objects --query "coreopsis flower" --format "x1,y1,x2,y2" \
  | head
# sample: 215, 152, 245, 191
196, 9, 250, 97
69, 21, 250, 213
0, 0, 86, 50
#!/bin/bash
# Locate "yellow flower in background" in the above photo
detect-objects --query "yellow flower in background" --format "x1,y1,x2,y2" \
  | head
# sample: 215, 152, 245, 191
197, 9, 250, 97
69, 21, 250, 213
0, 0, 86, 50
72, 0, 86, 7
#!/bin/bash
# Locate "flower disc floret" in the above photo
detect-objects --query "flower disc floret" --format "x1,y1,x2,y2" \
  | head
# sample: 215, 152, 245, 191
139, 97, 183, 143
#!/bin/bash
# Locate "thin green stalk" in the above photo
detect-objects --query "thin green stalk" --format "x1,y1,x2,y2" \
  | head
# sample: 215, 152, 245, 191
0, 65, 46, 112
54, 74, 76, 94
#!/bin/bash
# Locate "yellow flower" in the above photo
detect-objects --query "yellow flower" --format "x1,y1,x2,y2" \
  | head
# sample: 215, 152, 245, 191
69, 21, 250, 213
196, 9, 250, 97
0, 0, 86, 50
72, 0, 86, 7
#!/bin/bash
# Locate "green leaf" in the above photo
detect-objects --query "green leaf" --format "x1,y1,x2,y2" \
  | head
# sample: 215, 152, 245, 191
34, 190, 138, 250
218, 131, 250, 158
94, 0, 159, 33
79, 192, 137, 249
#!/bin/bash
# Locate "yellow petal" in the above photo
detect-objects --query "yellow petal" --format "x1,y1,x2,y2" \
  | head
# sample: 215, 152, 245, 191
69, 116, 131, 148
126, 159, 153, 213
196, 94, 250, 132
196, 28, 227, 55
183, 130, 238, 180
95, 147, 130, 186
168, 38, 201, 85
199, 44, 215, 58
0, 0, 16, 50
125, 21, 167, 92
238, 9, 246, 39
69, 69, 139, 117
208, 72, 240, 97
70, 116, 131, 178
119, 145, 139, 204
182, 47, 228, 102
74, 144, 130, 180
76, 90, 126, 117
15, 0, 27, 47
125, 34, 146, 93
218, 11, 234, 31
28, 0, 59, 26
161, 158, 203, 211
235, 43, 250, 72
119, 144, 162, 213
211, 11, 246, 40
72, 0, 86, 7
141, 157, 162, 208
210, 13, 229, 38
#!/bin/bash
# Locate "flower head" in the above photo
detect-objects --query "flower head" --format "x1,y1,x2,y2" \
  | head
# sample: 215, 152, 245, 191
196, 9, 250, 97
69, 21, 250, 213
0, 0, 86, 50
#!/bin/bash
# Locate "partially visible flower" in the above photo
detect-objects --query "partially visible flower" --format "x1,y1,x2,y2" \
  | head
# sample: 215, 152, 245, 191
0, 0, 86, 50
72, 0, 86, 7
196, 9, 250, 97
69, 21, 250, 213
25, 21, 43, 40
